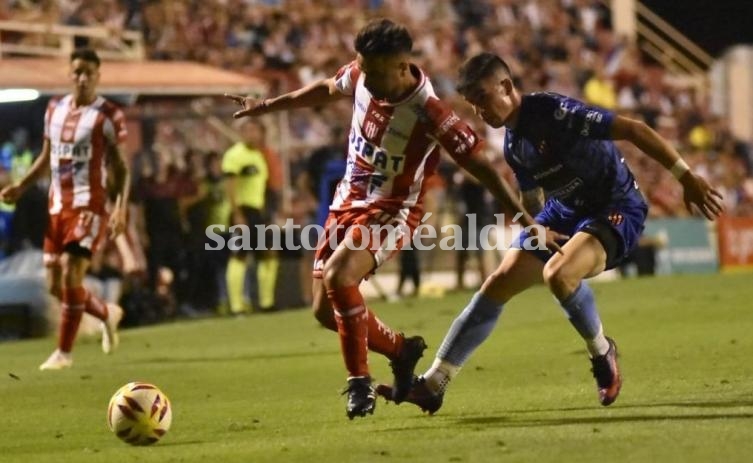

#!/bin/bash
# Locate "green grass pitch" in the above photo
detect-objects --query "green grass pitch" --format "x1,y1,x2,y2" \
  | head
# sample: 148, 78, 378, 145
2, 273, 752, 462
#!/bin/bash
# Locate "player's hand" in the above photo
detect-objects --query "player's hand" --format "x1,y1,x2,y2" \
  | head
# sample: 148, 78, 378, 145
0, 183, 24, 204
529, 224, 568, 254
679, 172, 724, 220
225, 93, 267, 119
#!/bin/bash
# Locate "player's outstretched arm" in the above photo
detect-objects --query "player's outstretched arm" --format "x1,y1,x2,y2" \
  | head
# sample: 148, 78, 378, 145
460, 155, 566, 253
610, 115, 724, 220
0, 139, 51, 204
226, 77, 349, 119
107, 143, 131, 238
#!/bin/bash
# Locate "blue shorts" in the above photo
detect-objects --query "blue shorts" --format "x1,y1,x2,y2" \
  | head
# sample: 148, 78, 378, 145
512, 197, 648, 270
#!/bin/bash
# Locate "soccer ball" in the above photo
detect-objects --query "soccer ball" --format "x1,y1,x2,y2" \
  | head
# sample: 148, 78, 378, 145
107, 382, 172, 445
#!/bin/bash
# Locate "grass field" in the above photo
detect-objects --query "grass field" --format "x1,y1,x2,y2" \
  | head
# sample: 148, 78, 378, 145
1, 273, 752, 463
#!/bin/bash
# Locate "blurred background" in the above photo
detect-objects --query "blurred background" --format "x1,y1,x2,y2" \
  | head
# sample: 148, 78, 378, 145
0, 0, 751, 340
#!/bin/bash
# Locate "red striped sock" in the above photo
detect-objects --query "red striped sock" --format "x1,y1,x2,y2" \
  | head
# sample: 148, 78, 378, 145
366, 311, 404, 360
58, 287, 86, 352
318, 308, 404, 360
328, 286, 369, 378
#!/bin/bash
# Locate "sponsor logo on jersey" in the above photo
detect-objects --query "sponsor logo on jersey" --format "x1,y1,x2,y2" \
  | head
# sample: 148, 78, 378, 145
437, 113, 460, 135
350, 128, 405, 174
52, 143, 92, 161
532, 163, 563, 180
547, 177, 583, 199
580, 110, 604, 137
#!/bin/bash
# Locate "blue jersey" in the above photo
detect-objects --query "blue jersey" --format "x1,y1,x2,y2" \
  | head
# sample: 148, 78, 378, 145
504, 92, 644, 212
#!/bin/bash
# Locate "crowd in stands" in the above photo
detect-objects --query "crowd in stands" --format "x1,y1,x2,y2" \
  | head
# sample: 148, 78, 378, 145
1, 0, 752, 323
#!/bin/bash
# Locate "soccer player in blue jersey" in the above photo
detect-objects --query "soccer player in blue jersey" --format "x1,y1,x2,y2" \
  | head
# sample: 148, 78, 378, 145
377, 52, 724, 413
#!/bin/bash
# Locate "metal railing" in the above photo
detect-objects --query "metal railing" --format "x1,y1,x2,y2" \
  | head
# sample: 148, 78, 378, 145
634, 1, 713, 76
0, 20, 144, 60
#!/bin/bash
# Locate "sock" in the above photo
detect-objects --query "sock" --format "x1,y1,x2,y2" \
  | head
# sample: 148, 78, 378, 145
226, 256, 247, 313
436, 292, 504, 367
423, 358, 461, 395
82, 288, 109, 322
317, 305, 404, 359
58, 287, 86, 352
257, 257, 279, 309
366, 311, 404, 360
327, 286, 369, 378
558, 282, 610, 356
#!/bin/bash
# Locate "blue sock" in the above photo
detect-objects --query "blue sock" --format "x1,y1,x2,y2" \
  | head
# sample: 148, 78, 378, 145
437, 292, 504, 366
559, 282, 602, 340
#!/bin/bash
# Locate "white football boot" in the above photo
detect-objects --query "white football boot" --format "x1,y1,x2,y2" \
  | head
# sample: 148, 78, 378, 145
39, 349, 73, 370
102, 303, 124, 354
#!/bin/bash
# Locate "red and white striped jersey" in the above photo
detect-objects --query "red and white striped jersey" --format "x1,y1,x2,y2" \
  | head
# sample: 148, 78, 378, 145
44, 94, 127, 215
330, 61, 483, 215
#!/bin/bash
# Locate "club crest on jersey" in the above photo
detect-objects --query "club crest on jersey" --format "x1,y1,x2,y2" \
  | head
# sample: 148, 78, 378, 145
537, 140, 548, 154
364, 120, 379, 140
608, 212, 624, 226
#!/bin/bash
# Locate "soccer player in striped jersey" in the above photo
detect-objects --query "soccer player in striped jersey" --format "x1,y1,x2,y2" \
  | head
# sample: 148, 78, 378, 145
227, 20, 559, 419
0, 49, 130, 370
377, 52, 724, 414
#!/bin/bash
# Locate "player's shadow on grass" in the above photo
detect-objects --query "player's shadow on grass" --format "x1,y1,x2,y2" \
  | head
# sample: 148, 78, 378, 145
454, 412, 753, 429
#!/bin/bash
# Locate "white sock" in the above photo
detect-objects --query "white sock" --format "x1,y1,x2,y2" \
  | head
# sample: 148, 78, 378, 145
586, 325, 610, 357
423, 358, 461, 394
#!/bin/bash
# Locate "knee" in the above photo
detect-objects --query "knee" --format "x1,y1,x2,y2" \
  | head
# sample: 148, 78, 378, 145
542, 261, 579, 298
322, 262, 357, 289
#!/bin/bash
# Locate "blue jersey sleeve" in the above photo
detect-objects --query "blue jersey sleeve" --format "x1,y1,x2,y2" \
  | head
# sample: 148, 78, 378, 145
523, 93, 614, 140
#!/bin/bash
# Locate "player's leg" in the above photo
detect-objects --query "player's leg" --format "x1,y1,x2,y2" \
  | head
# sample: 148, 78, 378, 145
542, 230, 620, 405
40, 215, 76, 370
313, 270, 419, 360
38, 259, 74, 370
323, 215, 427, 417
322, 240, 380, 418
66, 212, 122, 355
312, 215, 411, 362
62, 244, 122, 353
46, 262, 63, 301
543, 231, 609, 354
40, 249, 92, 370
433, 247, 544, 377
378, 248, 545, 413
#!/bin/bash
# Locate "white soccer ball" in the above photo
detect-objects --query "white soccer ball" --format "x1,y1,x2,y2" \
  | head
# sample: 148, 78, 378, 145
107, 382, 172, 445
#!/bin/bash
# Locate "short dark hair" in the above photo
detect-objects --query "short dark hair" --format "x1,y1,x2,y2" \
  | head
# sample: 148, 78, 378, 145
456, 52, 512, 95
70, 48, 101, 67
354, 18, 412, 57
